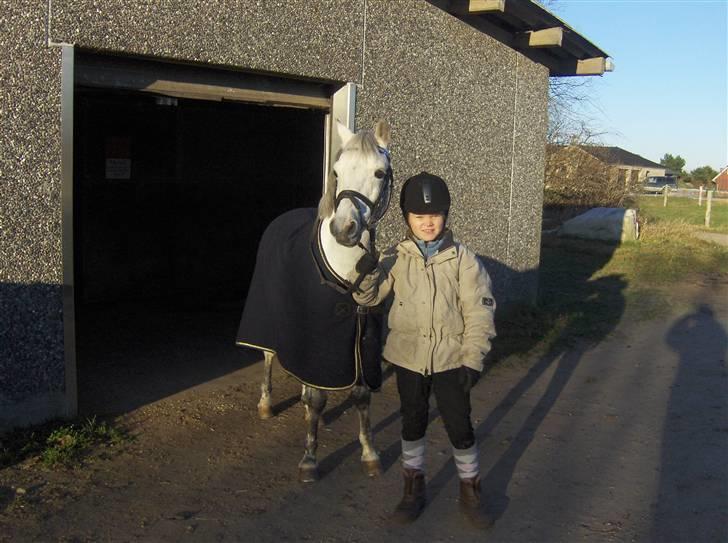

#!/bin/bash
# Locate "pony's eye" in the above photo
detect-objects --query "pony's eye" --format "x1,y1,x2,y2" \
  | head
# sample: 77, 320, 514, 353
374, 169, 386, 179
333, 169, 339, 178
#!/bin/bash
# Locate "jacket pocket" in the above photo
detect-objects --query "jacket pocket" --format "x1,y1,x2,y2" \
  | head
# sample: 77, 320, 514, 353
437, 295, 464, 336
388, 299, 417, 333
383, 330, 416, 368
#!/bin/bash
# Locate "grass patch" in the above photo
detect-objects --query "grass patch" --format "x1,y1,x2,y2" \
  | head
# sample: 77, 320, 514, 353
600, 221, 728, 284
0, 416, 129, 469
634, 195, 728, 233
493, 217, 728, 363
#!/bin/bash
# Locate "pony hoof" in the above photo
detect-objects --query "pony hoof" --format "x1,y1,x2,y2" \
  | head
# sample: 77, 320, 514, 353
299, 465, 320, 483
362, 459, 382, 478
257, 404, 274, 420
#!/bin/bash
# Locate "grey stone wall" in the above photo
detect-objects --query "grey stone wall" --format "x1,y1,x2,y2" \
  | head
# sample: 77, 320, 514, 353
1, 1, 66, 427
49, 0, 365, 82
48, 0, 548, 299
356, 0, 548, 302
506, 57, 549, 298
1, 0, 547, 428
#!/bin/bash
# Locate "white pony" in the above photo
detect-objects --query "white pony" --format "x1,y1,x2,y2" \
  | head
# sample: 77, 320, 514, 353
236, 120, 392, 482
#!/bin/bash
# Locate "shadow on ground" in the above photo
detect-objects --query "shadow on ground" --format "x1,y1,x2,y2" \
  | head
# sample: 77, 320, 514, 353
76, 299, 262, 416
419, 239, 627, 519
316, 236, 627, 520
652, 304, 728, 541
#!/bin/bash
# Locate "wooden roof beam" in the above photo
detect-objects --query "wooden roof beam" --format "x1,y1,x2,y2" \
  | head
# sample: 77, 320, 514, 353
577, 57, 607, 75
515, 27, 564, 48
555, 56, 615, 76
468, 0, 505, 14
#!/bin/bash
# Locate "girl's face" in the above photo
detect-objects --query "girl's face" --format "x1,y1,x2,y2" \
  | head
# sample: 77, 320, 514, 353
407, 213, 445, 242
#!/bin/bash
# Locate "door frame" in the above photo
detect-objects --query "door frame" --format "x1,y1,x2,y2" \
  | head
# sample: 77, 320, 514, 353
61, 46, 358, 417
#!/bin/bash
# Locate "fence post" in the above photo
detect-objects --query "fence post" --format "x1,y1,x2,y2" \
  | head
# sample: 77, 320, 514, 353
705, 190, 713, 227
663, 185, 669, 207
699, 185, 704, 206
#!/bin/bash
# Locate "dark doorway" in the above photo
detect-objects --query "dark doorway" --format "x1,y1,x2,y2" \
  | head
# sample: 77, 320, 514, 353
74, 87, 326, 415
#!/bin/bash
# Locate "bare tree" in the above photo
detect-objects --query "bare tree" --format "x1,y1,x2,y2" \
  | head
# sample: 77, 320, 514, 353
548, 77, 608, 145
534, 0, 625, 216
534, 0, 610, 145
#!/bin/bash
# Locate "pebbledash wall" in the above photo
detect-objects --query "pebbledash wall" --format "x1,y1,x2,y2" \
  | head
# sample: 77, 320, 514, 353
0, 0, 547, 429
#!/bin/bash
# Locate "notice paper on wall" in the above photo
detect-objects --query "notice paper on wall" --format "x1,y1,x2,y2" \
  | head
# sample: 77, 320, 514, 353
105, 136, 131, 180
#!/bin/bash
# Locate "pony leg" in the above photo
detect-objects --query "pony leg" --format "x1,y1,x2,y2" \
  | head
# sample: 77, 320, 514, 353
351, 384, 382, 478
299, 385, 327, 482
257, 351, 275, 419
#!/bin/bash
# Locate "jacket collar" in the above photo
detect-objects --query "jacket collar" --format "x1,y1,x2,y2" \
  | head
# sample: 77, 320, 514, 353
400, 229, 457, 263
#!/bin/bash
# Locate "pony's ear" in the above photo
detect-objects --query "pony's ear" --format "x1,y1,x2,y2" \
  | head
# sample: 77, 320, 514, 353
336, 120, 355, 147
374, 119, 391, 149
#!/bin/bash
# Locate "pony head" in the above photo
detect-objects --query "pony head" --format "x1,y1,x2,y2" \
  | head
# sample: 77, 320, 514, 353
319, 120, 392, 247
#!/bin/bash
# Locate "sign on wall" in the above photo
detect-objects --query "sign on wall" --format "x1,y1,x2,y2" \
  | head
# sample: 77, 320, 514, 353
105, 136, 131, 179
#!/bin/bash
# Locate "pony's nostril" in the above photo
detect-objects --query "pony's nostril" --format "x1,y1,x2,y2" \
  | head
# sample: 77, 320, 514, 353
345, 221, 356, 237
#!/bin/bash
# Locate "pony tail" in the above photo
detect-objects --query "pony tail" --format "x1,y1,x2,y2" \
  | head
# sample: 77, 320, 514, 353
318, 171, 337, 219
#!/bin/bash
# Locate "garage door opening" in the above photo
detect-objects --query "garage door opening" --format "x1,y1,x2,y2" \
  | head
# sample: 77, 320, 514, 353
72, 59, 333, 415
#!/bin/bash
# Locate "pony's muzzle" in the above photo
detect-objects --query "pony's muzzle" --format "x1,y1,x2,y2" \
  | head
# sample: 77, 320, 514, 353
330, 218, 360, 247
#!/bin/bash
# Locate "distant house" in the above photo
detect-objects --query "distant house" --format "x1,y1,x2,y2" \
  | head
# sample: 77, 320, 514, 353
546, 144, 665, 191
713, 167, 728, 191
576, 145, 666, 185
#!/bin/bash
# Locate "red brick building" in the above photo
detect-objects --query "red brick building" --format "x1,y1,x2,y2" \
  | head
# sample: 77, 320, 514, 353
713, 167, 728, 191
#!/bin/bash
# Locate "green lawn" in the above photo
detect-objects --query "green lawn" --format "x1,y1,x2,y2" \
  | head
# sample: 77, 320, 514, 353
634, 194, 728, 233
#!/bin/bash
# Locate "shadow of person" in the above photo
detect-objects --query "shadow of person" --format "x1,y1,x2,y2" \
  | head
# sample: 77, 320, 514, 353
652, 303, 728, 542
425, 238, 628, 519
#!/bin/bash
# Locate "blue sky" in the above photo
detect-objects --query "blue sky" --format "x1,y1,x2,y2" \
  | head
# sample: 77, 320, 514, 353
549, 0, 727, 172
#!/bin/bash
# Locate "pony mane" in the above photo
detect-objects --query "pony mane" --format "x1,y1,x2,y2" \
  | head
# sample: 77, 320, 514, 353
317, 129, 381, 219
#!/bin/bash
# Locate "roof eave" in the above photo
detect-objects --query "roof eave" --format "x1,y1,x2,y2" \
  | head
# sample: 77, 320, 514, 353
712, 167, 728, 181
437, 0, 614, 77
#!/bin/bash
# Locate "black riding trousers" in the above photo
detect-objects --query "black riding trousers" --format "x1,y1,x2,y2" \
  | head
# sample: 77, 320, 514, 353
395, 365, 475, 450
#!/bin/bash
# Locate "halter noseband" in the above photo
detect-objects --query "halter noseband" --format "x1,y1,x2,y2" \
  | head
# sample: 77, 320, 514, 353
333, 146, 393, 229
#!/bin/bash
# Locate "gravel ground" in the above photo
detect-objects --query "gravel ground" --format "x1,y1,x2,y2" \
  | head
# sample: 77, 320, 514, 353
1, 279, 727, 542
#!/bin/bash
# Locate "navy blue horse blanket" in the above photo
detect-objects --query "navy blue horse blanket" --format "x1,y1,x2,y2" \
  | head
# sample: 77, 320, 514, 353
236, 208, 382, 390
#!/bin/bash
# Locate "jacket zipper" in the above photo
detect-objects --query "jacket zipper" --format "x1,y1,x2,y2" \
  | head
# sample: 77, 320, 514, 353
426, 260, 436, 376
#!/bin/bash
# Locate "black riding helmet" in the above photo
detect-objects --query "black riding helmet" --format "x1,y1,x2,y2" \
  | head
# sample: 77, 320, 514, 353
399, 171, 451, 218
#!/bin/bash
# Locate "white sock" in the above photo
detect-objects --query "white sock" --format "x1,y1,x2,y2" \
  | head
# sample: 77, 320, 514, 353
401, 437, 426, 472
453, 444, 479, 480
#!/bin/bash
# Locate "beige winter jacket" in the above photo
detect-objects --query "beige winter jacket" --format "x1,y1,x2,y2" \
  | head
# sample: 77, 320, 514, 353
352, 231, 496, 375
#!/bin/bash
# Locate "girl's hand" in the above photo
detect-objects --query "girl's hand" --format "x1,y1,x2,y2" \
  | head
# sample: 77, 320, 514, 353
355, 251, 379, 275
458, 366, 481, 393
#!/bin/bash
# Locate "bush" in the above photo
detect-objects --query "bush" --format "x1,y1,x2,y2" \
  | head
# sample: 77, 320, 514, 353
544, 145, 633, 210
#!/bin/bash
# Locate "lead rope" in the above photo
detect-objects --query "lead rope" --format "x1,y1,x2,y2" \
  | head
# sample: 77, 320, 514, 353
348, 226, 377, 295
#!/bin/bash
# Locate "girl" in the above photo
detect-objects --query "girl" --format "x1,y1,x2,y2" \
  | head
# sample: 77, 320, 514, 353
353, 172, 496, 528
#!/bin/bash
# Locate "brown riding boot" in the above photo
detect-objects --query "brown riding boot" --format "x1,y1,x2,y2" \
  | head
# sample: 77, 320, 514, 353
459, 476, 494, 529
391, 468, 426, 524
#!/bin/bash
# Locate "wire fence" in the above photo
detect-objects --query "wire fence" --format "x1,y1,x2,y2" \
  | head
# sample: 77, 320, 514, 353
639, 188, 728, 200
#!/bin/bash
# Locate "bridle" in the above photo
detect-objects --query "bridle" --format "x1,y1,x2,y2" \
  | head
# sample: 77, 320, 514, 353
312, 146, 393, 295
332, 146, 393, 233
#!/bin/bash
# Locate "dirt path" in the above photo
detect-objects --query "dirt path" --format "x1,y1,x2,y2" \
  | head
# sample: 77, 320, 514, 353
1, 281, 727, 542
695, 231, 728, 247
